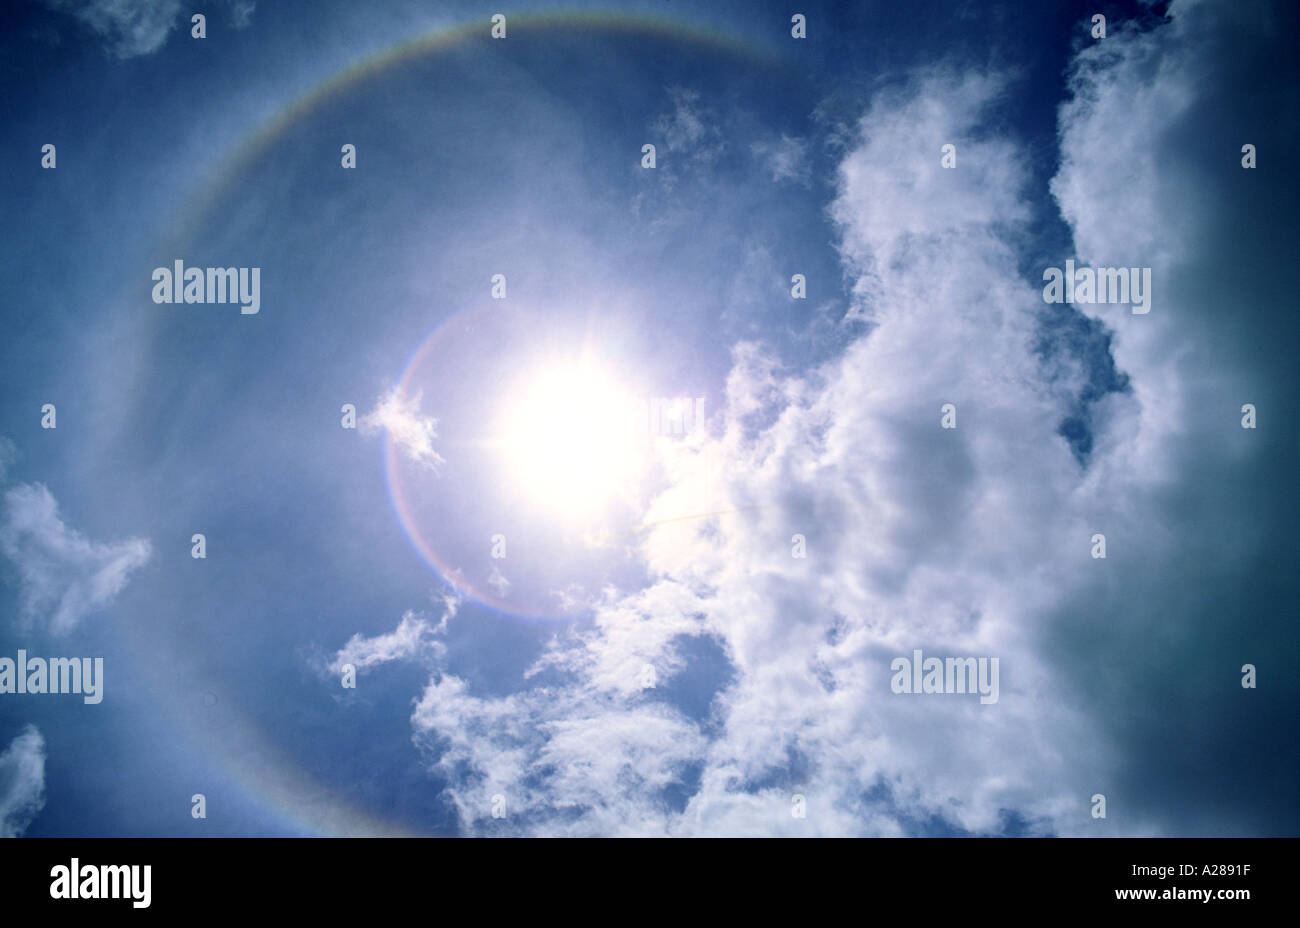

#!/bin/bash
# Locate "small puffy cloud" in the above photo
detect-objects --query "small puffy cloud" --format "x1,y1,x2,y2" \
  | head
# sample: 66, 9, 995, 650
361, 388, 445, 472
41, 0, 184, 59
330, 610, 445, 676
0, 484, 152, 635
0, 726, 47, 838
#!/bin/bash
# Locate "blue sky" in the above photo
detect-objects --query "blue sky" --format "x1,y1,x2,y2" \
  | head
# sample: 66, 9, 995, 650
1, 0, 1296, 837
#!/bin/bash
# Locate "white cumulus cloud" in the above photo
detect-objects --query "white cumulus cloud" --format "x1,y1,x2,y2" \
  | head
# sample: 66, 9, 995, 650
373, 2, 1263, 837
361, 388, 445, 472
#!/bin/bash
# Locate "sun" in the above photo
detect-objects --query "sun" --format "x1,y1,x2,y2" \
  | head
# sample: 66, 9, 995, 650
496, 359, 648, 521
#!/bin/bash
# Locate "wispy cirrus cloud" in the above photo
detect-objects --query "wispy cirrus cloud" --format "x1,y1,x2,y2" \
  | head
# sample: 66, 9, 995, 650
0, 482, 152, 636
329, 609, 447, 677
751, 134, 810, 186
324, 591, 460, 681
39, 0, 256, 58
0, 726, 47, 838
40, 0, 183, 59
653, 87, 727, 164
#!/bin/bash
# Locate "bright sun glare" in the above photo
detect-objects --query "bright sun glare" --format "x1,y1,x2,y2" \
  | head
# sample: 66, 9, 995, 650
497, 360, 647, 520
